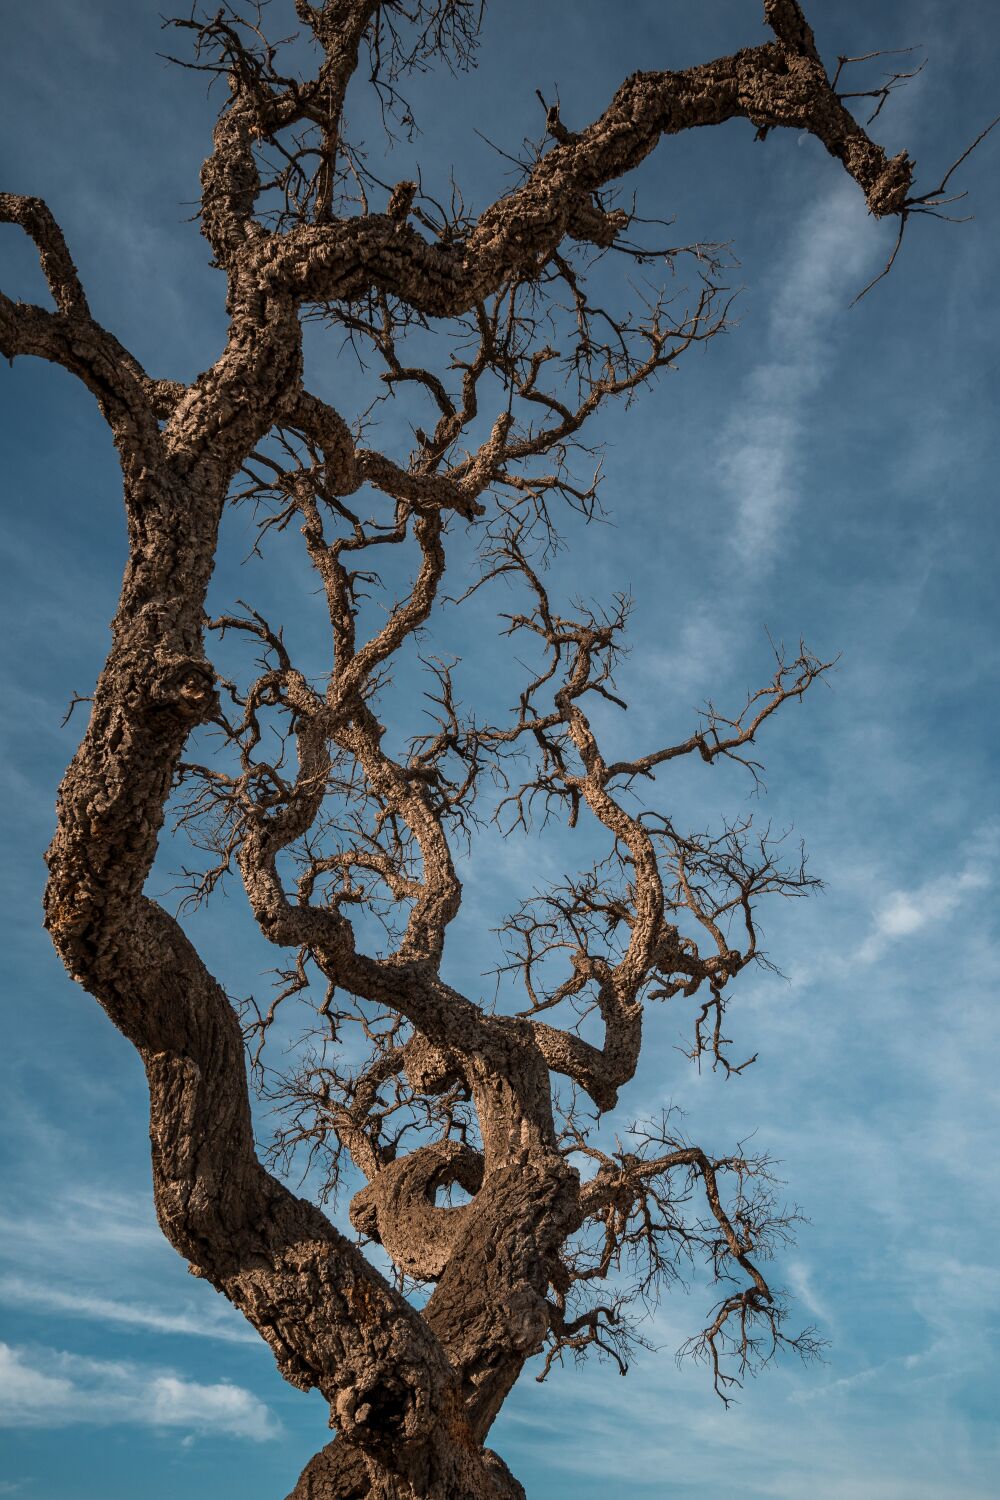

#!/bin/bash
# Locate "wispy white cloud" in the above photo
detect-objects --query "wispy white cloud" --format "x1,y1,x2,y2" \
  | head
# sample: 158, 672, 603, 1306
641, 607, 742, 700
719, 184, 877, 567
856, 824, 997, 962
784, 1259, 831, 1326
0, 1185, 162, 1260
0, 1181, 271, 1365
499, 1324, 998, 1500
0, 1342, 281, 1442
642, 187, 886, 699
0, 1275, 257, 1345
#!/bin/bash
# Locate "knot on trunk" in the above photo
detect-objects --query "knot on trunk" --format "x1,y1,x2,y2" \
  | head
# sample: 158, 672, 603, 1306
402, 1031, 462, 1094
865, 149, 914, 218
147, 656, 218, 725
565, 195, 628, 248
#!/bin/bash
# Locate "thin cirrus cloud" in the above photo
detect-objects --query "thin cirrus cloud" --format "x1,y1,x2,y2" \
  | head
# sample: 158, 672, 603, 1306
856, 823, 998, 963
499, 1330, 992, 1500
0, 1181, 261, 1352
0, 1342, 282, 1441
718, 182, 877, 570
0, 1187, 163, 1258
641, 183, 882, 700
0, 1275, 259, 1346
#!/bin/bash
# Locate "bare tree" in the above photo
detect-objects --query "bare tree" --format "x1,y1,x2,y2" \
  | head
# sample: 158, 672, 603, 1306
0, 3, 952, 1496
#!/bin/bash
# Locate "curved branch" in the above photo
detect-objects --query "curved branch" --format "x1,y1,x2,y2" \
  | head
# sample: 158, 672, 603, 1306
0, 192, 90, 315
0, 194, 167, 447
257, 16, 913, 314
350, 1138, 484, 1278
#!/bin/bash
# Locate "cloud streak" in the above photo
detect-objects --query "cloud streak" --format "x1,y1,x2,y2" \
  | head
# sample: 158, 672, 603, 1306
0, 1275, 258, 1345
643, 184, 884, 700
0, 1186, 163, 1259
719, 184, 876, 567
0, 1342, 281, 1442
856, 823, 997, 962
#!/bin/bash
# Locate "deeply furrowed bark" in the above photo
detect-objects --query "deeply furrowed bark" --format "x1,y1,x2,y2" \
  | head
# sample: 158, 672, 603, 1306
1, 4, 936, 1496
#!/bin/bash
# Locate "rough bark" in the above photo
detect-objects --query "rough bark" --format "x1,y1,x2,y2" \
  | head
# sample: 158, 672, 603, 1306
1, 4, 934, 1496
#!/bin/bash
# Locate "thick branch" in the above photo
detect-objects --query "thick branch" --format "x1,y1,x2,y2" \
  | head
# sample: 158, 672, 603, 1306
255, 18, 912, 314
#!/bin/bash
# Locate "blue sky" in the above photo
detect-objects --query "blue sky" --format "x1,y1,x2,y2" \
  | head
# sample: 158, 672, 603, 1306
2, 3, 999, 1498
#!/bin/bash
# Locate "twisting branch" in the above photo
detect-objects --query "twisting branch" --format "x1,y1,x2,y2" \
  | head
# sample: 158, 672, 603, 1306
0, 193, 170, 439
0, 193, 90, 316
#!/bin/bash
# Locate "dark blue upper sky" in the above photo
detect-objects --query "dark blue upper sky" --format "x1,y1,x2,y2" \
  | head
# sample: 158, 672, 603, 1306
2, 4, 999, 1498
